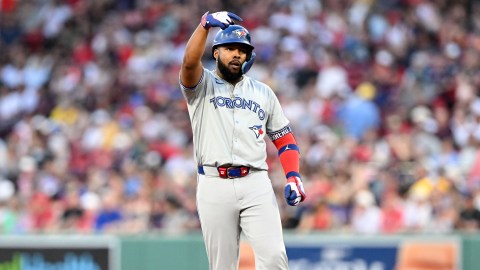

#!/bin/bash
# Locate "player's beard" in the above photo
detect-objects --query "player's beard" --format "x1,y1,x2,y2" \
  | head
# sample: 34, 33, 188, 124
217, 58, 242, 82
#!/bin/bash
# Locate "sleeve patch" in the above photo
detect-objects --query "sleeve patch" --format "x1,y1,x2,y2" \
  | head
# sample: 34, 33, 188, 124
268, 126, 292, 141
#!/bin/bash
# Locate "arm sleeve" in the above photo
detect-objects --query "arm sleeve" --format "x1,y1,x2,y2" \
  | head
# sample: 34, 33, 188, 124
272, 130, 300, 179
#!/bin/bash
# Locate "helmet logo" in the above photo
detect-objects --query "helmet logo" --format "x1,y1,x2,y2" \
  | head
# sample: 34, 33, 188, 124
233, 29, 247, 39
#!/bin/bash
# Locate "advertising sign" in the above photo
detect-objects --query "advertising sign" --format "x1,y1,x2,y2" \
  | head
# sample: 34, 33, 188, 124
0, 236, 118, 270
285, 235, 461, 270
287, 242, 398, 270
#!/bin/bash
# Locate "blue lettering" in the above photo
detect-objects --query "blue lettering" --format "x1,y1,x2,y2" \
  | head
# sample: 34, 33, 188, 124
21, 252, 101, 270
234, 97, 243, 108
244, 99, 252, 110
210, 96, 267, 121
252, 102, 260, 113
258, 109, 265, 120
225, 98, 233, 108
209, 97, 217, 109
216, 96, 225, 107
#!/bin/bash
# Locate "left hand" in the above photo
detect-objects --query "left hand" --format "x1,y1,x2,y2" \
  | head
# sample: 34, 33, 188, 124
284, 176, 306, 206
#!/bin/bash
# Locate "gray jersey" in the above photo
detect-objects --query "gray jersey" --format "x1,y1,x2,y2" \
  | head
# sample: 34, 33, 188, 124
180, 68, 290, 170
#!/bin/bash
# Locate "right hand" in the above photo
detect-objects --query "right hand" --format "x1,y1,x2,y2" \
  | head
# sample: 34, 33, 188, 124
201, 11, 242, 30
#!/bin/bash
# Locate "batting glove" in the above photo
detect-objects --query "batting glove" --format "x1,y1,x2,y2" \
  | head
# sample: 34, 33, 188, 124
284, 176, 306, 206
201, 11, 242, 30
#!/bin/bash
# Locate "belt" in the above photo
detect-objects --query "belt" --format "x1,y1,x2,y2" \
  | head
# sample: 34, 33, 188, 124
198, 165, 250, 179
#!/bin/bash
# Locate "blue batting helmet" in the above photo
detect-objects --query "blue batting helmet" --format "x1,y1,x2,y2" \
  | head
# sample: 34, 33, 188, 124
212, 25, 254, 57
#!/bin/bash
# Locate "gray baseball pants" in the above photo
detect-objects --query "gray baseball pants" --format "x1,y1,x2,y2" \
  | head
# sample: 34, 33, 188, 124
196, 169, 288, 270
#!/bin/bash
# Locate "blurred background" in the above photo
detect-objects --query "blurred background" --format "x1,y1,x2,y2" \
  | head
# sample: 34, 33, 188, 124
1, 0, 480, 269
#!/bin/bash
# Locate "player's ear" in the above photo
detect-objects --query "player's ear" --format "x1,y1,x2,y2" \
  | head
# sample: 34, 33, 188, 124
213, 48, 219, 61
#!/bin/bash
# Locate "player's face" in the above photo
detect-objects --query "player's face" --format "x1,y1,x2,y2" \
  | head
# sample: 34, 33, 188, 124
215, 45, 249, 82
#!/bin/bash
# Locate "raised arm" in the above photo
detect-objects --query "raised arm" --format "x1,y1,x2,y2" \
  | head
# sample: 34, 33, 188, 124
180, 24, 208, 88
180, 11, 243, 88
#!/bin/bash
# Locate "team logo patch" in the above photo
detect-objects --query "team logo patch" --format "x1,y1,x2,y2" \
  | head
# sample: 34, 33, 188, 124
249, 125, 264, 139
233, 29, 247, 39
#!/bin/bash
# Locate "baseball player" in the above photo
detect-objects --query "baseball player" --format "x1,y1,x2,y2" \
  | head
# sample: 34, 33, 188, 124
179, 11, 306, 270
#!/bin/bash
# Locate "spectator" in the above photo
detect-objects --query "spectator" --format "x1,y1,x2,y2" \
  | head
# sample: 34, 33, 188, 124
94, 192, 123, 233
297, 199, 333, 232
379, 191, 404, 234
403, 189, 432, 233
337, 82, 381, 141
60, 189, 86, 232
350, 189, 381, 234
456, 194, 480, 232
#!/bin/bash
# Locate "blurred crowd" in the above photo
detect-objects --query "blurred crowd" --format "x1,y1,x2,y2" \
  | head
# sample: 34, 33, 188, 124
1, 0, 480, 235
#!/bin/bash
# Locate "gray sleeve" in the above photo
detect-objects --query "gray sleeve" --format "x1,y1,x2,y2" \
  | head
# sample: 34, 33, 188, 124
265, 89, 290, 139
179, 68, 208, 104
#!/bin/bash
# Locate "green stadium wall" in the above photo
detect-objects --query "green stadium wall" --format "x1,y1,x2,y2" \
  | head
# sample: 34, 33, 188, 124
0, 233, 479, 270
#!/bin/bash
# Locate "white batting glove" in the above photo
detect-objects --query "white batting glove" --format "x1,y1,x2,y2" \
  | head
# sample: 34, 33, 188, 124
284, 176, 306, 206
200, 11, 243, 30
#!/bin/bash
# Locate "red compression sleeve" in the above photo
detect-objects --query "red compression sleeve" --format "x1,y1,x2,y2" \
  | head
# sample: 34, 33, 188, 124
272, 132, 300, 179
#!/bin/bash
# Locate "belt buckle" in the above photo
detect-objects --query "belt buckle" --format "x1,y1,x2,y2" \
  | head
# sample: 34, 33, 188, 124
226, 167, 239, 179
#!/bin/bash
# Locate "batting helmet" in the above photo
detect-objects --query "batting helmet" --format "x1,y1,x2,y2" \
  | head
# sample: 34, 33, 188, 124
212, 25, 254, 57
